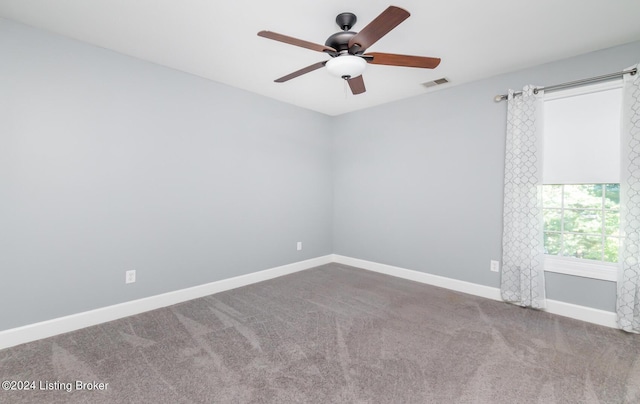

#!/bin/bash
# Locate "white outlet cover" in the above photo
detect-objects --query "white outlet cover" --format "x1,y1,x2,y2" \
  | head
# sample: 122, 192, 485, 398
297, 242, 302, 251
125, 270, 136, 284
490, 261, 500, 272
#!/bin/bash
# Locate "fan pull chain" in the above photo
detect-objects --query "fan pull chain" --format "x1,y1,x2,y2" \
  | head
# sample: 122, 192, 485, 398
344, 79, 349, 98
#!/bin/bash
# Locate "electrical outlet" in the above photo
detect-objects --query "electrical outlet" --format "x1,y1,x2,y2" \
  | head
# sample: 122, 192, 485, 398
297, 241, 302, 251
125, 270, 136, 284
490, 260, 500, 273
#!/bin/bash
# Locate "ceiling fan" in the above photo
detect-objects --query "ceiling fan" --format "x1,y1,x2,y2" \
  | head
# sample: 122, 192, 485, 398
257, 6, 441, 95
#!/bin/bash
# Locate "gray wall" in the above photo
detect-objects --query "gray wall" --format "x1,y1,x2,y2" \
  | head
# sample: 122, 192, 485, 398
2, 17, 638, 333
0, 19, 333, 331
332, 40, 640, 312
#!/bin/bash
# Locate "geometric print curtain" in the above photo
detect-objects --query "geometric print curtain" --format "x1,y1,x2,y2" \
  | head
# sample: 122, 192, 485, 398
617, 64, 640, 333
501, 85, 546, 309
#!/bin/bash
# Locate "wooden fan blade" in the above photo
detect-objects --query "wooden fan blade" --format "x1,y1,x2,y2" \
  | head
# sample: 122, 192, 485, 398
258, 31, 337, 54
347, 75, 366, 95
348, 6, 410, 52
364, 52, 441, 69
274, 61, 327, 83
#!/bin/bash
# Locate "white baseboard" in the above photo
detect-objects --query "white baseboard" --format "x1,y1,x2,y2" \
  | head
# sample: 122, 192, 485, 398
332, 255, 502, 301
544, 299, 617, 328
332, 254, 618, 329
0, 255, 333, 350
0, 253, 619, 350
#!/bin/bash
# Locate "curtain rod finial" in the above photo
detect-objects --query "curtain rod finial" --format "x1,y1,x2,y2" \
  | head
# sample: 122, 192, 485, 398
494, 94, 506, 102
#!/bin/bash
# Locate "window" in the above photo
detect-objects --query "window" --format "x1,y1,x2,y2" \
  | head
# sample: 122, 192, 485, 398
542, 81, 622, 281
543, 184, 620, 261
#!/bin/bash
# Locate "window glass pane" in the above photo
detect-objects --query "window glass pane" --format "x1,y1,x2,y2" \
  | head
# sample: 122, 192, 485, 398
544, 233, 561, 255
542, 183, 621, 264
543, 209, 562, 232
563, 209, 602, 234
605, 184, 620, 209
542, 185, 562, 208
563, 233, 602, 260
604, 237, 619, 263
564, 184, 602, 209
605, 211, 620, 236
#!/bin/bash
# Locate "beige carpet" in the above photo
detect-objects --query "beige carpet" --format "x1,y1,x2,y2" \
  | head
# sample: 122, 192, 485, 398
1, 263, 639, 403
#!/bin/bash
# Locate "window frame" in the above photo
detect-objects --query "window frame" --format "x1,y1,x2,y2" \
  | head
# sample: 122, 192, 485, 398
544, 255, 617, 281
542, 79, 623, 283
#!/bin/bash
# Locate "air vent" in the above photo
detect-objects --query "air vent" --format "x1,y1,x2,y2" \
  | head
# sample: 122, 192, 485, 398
422, 77, 449, 88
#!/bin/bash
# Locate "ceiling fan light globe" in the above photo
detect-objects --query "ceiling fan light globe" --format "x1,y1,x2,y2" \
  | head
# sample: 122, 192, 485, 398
326, 55, 366, 79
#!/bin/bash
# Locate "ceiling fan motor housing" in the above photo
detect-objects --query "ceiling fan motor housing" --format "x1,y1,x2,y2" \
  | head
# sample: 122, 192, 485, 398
325, 31, 357, 53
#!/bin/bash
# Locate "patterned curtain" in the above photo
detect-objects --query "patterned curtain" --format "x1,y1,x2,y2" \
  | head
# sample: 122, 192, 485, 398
501, 85, 546, 309
618, 64, 640, 333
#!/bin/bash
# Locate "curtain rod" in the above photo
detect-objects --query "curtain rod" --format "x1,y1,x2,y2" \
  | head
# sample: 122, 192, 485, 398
493, 67, 637, 102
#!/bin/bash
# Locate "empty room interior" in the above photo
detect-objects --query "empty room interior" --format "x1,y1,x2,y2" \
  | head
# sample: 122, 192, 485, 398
1, 1, 640, 403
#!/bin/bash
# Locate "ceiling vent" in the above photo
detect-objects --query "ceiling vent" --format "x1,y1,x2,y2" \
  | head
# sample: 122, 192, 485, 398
422, 77, 449, 88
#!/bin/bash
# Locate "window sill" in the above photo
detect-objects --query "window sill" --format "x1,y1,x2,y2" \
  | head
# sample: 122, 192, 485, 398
544, 255, 617, 282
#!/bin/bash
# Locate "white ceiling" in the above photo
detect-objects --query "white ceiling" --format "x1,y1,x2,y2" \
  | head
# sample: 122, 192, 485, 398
1, 0, 640, 116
